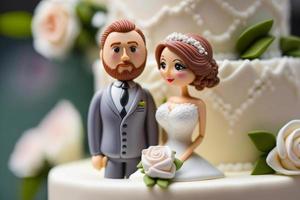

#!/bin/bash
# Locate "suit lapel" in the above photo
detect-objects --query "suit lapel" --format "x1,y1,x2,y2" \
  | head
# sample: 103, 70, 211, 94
125, 84, 143, 118
104, 83, 121, 118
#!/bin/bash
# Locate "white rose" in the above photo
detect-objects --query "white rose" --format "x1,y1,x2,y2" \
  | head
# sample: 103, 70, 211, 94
267, 120, 300, 175
39, 100, 83, 165
8, 129, 45, 178
141, 146, 176, 179
32, 0, 80, 59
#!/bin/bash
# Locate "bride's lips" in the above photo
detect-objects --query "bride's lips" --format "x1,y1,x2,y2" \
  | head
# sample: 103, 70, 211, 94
166, 78, 174, 83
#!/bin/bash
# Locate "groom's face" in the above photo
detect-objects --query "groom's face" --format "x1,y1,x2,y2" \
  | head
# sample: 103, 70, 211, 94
101, 31, 147, 81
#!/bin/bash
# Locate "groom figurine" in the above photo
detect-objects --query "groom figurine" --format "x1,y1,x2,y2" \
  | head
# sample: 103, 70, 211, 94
88, 19, 158, 179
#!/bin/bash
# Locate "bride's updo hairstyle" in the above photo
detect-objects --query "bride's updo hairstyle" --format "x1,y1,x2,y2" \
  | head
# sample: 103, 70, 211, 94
155, 33, 219, 90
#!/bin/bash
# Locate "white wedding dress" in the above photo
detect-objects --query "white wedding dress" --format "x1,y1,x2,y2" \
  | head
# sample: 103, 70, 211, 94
156, 103, 224, 181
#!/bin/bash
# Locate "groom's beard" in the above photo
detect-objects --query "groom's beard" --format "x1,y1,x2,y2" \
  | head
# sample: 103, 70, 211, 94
102, 59, 146, 81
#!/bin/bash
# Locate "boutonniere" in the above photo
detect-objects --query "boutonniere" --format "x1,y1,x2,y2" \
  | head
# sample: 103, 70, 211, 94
138, 100, 146, 107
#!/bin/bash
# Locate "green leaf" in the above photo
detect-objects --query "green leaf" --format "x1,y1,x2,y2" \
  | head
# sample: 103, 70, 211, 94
140, 169, 145, 174
75, 29, 94, 50
136, 161, 143, 169
251, 155, 275, 175
280, 36, 300, 54
21, 176, 44, 200
20, 163, 51, 200
248, 130, 276, 153
143, 175, 156, 187
156, 179, 170, 189
76, 2, 94, 26
241, 36, 275, 59
286, 49, 300, 57
0, 11, 32, 38
174, 158, 183, 170
236, 19, 274, 53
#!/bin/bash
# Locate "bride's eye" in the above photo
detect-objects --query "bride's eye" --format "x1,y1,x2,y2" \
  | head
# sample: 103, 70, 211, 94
174, 63, 186, 71
160, 62, 166, 70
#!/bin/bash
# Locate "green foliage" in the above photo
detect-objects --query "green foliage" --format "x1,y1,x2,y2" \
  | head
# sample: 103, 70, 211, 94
76, 2, 94, 26
280, 36, 300, 57
21, 164, 50, 200
76, 2, 106, 27
156, 179, 170, 189
251, 155, 275, 175
136, 161, 143, 169
286, 49, 300, 57
174, 158, 183, 170
236, 19, 273, 53
248, 130, 276, 153
75, 29, 94, 49
0, 12, 32, 38
280, 36, 300, 54
21, 176, 44, 200
143, 175, 156, 187
241, 36, 275, 59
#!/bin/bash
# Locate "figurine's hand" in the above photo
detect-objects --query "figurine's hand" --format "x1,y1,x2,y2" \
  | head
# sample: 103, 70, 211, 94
102, 156, 108, 167
92, 155, 104, 170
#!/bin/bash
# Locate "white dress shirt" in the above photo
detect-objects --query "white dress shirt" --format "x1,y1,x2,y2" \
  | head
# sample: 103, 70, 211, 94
111, 80, 138, 112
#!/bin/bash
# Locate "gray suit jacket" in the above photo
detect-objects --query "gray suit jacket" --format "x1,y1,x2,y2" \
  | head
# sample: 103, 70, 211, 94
88, 82, 158, 159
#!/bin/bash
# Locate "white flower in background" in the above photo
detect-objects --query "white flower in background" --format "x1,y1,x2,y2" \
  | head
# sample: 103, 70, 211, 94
8, 100, 83, 178
91, 12, 107, 28
142, 146, 176, 179
9, 129, 45, 178
267, 120, 300, 175
32, 0, 80, 59
40, 100, 83, 165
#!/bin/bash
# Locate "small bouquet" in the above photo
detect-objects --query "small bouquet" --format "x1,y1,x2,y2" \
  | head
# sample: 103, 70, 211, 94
137, 146, 183, 188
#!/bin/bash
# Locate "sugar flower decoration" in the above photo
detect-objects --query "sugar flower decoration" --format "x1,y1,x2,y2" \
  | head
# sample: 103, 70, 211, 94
267, 120, 300, 175
137, 146, 183, 188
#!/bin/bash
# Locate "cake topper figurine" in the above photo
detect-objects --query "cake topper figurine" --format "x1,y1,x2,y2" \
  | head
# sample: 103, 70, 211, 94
154, 33, 224, 181
88, 19, 158, 179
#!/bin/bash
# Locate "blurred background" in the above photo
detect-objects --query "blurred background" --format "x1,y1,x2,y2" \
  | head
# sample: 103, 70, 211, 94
0, 0, 300, 199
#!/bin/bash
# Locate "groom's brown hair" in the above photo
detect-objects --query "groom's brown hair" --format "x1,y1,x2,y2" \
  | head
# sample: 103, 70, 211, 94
100, 19, 146, 49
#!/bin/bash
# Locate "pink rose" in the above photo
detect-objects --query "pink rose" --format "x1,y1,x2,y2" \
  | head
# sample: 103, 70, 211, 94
32, 0, 80, 59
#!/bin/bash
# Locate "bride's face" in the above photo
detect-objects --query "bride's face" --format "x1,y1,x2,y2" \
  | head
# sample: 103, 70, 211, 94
159, 47, 195, 87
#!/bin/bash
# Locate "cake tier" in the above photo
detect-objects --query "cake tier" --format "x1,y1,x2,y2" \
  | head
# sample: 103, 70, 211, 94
105, 0, 290, 59
94, 57, 300, 170
48, 160, 300, 200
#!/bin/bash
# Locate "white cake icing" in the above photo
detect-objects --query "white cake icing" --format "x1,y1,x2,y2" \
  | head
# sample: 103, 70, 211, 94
48, 160, 300, 200
105, 0, 290, 59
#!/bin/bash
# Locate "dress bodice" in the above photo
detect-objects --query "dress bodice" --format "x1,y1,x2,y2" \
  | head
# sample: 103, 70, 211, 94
155, 103, 198, 155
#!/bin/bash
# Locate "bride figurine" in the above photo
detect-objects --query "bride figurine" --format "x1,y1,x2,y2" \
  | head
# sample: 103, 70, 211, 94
154, 32, 224, 181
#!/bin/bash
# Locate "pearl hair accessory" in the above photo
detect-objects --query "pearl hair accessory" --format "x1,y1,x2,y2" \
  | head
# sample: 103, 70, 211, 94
165, 32, 208, 55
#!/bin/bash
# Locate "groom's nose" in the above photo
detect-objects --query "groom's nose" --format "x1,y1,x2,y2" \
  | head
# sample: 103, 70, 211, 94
121, 48, 130, 62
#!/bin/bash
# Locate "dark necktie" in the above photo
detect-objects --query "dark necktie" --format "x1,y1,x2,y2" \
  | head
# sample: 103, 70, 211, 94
119, 81, 129, 118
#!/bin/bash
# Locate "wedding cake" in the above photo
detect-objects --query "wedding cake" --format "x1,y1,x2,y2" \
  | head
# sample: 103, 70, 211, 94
49, 0, 300, 199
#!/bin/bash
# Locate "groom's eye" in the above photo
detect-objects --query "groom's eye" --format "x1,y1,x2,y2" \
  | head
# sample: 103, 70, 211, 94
130, 46, 137, 53
174, 63, 186, 71
113, 47, 120, 53
160, 62, 166, 70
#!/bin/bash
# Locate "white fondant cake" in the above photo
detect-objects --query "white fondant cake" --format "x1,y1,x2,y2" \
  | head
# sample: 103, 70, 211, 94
48, 160, 300, 200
